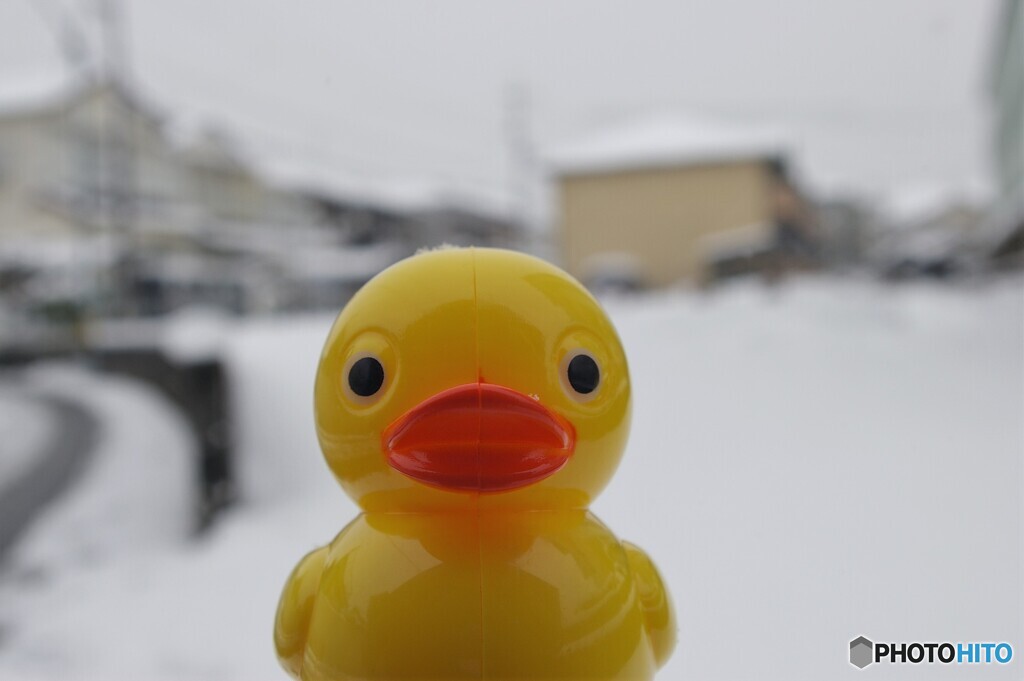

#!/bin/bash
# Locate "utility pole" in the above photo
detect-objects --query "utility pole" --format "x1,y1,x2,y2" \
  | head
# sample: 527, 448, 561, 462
27, 0, 91, 79
504, 81, 534, 249
95, 0, 128, 83
25, 0, 95, 346
94, 0, 137, 315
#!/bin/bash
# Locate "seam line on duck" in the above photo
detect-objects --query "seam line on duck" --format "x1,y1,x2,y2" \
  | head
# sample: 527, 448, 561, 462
471, 246, 486, 679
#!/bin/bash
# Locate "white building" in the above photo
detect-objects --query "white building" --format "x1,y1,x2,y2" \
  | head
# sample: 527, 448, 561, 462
0, 77, 523, 320
989, 0, 1024, 263
0, 79, 371, 315
0, 79, 179, 238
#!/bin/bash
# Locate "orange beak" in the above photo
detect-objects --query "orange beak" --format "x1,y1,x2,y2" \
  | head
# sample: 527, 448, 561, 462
382, 383, 575, 493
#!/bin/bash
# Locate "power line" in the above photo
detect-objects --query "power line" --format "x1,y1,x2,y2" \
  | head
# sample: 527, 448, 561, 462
504, 81, 535, 231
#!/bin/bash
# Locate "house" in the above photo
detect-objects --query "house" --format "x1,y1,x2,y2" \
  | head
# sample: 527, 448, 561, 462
177, 127, 304, 226
405, 204, 519, 252
0, 78, 398, 316
873, 194, 988, 280
0, 76, 526, 321
0, 79, 323, 240
0, 78, 182, 238
989, 0, 1024, 266
290, 178, 521, 252
548, 113, 817, 289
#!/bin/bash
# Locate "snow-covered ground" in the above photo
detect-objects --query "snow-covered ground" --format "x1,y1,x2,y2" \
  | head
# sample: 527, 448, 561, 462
0, 274, 1021, 680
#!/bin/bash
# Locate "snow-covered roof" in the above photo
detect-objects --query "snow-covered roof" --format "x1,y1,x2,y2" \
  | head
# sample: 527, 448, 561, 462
194, 220, 340, 255
272, 242, 406, 282
547, 112, 788, 176
176, 127, 252, 173
0, 235, 124, 270
0, 74, 164, 124
0, 70, 75, 117
261, 158, 513, 218
879, 180, 992, 228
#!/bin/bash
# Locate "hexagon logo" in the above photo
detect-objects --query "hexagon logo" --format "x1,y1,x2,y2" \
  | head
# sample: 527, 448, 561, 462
850, 636, 873, 669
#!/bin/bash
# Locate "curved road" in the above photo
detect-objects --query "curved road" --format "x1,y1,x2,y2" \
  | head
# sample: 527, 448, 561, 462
0, 394, 99, 559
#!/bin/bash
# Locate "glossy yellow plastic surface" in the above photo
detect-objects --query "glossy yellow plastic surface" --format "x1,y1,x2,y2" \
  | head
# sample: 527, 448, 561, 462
275, 247, 676, 679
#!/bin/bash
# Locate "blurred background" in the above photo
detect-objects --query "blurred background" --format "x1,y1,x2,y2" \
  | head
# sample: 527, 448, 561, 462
0, 1, 1021, 679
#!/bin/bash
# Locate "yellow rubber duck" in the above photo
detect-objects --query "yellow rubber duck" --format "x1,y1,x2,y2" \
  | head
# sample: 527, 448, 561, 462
275, 247, 675, 680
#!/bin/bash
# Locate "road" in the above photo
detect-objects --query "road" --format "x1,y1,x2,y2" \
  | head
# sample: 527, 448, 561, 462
0, 394, 99, 560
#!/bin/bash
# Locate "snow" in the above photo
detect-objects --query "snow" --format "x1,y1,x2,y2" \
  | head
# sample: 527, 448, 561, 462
879, 179, 992, 229
547, 112, 788, 176
0, 275, 1021, 680
221, 313, 341, 505
2, 366, 195, 566
0, 71, 75, 117
694, 221, 774, 259
0, 366, 196, 680
263, 159, 514, 219
86, 309, 232, 363
602, 277, 1023, 680
272, 243, 407, 282
193, 222, 341, 255
0, 235, 123, 271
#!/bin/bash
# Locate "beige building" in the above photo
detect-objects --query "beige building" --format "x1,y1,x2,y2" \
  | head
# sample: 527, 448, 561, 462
550, 114, 810, 287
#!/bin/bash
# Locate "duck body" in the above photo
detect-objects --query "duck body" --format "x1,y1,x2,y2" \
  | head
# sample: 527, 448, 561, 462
274, 248, 676, 679
280, 510, 669, 680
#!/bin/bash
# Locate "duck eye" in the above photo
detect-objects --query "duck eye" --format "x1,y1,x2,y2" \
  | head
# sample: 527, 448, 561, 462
348, 356, 385, 397
566, 353, 600, 395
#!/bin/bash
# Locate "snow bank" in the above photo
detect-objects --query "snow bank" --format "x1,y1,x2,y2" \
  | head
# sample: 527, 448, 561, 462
221, 312, 345, 507
2, 367, 195, 569
0, 367, 196, 680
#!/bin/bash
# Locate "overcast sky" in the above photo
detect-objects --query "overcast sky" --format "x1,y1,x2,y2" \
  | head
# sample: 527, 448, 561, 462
0, 0, 1004, 215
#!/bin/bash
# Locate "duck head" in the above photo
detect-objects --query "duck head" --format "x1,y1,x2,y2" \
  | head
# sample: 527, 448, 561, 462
314, 247, 631, 512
